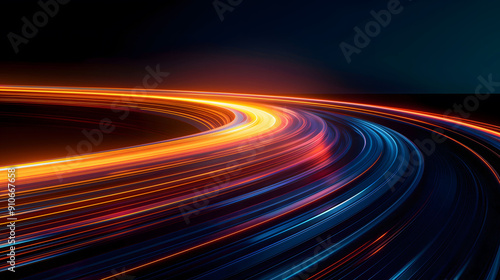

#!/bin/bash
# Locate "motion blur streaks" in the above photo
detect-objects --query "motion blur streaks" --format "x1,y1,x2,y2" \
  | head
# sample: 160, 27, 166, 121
0, 86, 499, 279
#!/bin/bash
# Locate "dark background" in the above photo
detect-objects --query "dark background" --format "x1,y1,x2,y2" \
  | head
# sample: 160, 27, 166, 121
0, 0, 499, 118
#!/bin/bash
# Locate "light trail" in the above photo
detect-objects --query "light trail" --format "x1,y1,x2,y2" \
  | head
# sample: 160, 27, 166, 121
0, 86, 498, 280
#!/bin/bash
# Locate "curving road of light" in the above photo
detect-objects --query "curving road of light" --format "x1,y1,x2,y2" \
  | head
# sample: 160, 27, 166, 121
0, 86, 499, 279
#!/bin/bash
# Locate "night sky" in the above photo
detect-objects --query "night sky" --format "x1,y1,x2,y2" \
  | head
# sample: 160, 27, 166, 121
1, 0, 500, 94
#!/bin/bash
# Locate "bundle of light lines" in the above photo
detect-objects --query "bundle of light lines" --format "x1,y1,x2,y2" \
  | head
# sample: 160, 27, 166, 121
0, 86, 499, 279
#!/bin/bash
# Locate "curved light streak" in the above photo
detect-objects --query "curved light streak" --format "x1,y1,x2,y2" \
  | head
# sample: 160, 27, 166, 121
0, 86, 498, 280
